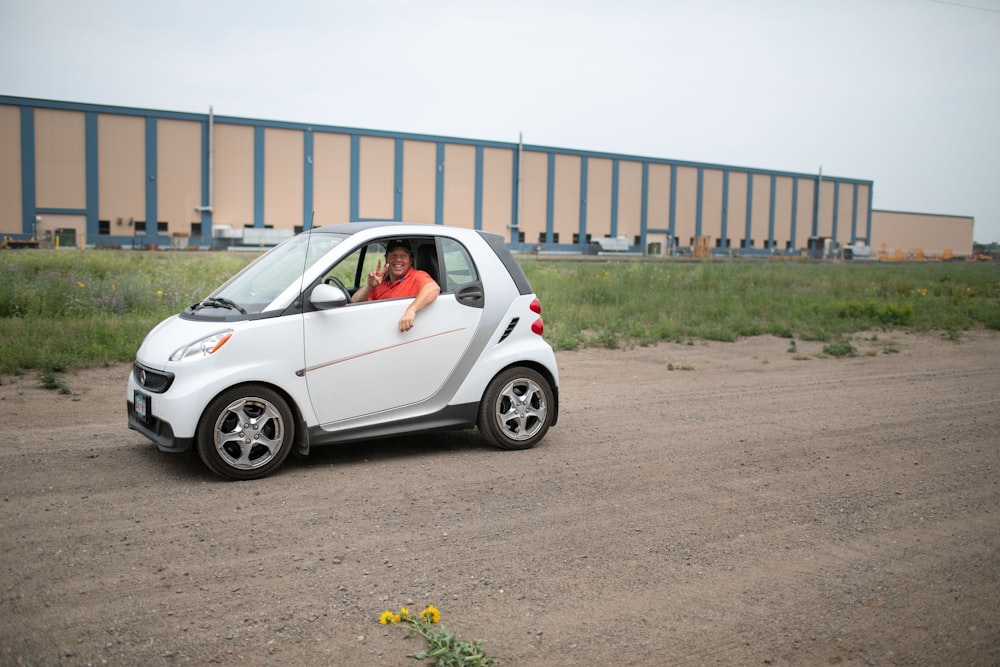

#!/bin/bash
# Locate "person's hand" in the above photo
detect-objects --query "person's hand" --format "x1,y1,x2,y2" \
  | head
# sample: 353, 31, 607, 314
366, 260, 386, 288
399, 305, 416, 332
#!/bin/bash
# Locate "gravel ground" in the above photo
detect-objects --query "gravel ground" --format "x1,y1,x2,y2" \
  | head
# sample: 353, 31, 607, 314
1, 331, 998, 666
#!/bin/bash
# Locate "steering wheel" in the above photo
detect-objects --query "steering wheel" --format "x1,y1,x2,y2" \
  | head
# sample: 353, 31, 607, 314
324, 275, 351, 301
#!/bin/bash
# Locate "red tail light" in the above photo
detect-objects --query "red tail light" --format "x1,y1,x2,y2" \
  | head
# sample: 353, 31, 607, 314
530, 298, 542, 314
531, 318, 544, 335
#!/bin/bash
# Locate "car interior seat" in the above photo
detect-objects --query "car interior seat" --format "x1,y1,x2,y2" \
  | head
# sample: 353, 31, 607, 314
415, 243, 440, 288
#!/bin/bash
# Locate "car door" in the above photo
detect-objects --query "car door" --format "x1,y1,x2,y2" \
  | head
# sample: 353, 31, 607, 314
301, 238, 484, 427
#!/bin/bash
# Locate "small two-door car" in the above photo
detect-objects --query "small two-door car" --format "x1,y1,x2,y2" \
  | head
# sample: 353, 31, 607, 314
127, 222, 559, 480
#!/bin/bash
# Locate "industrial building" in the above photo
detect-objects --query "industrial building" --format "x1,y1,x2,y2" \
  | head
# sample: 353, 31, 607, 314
0, 95, 974, 258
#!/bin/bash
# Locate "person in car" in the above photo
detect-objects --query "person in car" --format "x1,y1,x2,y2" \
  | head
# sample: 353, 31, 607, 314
351, 239, 440, 332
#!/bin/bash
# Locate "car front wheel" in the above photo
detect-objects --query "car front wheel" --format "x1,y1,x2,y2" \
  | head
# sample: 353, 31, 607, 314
478, 367, 553, 450
196, 385, 295, 480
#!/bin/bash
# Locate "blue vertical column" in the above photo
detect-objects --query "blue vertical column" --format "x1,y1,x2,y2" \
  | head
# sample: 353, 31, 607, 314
767, 174, 776, 250
349, 134, 360, 221
695, 167, 704, 239
811, 177, 820, 238
668, 164, 677, 251
393, 138, 404, 221
473, 146, 484, 230
303, 130, 314, 229
790, 178, 799, 250
578, 157, 588, 249
639, 162, 649, 251
510, 145, 520, 243
850, 183, 859, 243
610, 159, 620, 238
864, 185, 874, 243
434, 142, 445, 225
544, 152, 555, 244
86, 112, 100, 243
144, 116, 158, 239
199, 119, 213, 240
720, 170, 730, 250
19, 106, 36, 237
832, 181, 840, 242
253, 126, 265, 227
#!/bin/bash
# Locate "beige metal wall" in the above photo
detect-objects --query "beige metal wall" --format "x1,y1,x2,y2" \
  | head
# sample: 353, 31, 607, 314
5, 97, 975, 257
480, 147, 512, 237
586, 158, 613, 240
0, 105, 21, 235
702, 169, 724, 245
673, 166, 697, 247
749, 173, 771, 247
157, 119, 202, 236
773, 176, 794, 249
871, 210, 974, 257
35, 109, 86, 210
443, 144, 475, 227
726, 172, 748, 248
646, 163, 670, 234
358, 136, 394, 220
97, 114, 144, 226
264, 128, 304, 229
213, 124, 254, 228
552, 154, 580, 243
617, 160, 643, 244
520, 150, 548, 243
795, 179, 815, 244
313, 131, 351, 226
402, 139, 436, 224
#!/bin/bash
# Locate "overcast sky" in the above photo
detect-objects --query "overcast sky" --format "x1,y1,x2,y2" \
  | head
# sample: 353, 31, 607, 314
2, 0, 998, 242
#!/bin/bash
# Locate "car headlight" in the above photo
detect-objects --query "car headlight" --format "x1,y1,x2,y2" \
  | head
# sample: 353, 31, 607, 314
169, 330, 234, 362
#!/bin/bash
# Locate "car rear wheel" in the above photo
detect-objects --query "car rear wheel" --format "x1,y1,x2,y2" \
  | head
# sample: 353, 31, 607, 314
478, 367, 553, 450
196, 385, 294, 480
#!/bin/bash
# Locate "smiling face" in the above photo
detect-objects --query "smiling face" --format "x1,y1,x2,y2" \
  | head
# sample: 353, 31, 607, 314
384, 247, 412, 281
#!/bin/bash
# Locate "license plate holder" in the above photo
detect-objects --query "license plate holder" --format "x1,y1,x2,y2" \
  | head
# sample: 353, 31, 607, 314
134, 391, 149, 421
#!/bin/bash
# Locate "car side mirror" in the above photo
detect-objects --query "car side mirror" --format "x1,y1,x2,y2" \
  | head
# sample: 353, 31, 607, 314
310, 283, 349, 310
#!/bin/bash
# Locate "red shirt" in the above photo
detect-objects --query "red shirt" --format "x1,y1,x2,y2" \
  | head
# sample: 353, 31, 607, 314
367, 268, 434, 301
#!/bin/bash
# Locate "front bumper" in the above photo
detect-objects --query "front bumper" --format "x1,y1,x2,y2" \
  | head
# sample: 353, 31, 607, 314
127, 399, 193, 453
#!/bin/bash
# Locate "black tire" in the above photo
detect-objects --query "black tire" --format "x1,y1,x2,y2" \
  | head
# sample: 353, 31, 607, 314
478, 367, 554, 450
196, 385, 295, 480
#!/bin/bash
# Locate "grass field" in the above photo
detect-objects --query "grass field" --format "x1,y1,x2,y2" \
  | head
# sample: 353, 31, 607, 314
1, 249, 998, 375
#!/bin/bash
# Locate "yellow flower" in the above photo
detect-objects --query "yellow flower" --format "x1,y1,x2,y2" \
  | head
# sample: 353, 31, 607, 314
111, 284, 116, 291
156, 289, 164, 298
380, 610, 400, 625
399, 606, 410, 620
420, 605, 440, 623
77, 281, 85, 288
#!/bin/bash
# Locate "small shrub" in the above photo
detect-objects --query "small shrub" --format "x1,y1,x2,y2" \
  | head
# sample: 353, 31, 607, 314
823, 339, 857, 357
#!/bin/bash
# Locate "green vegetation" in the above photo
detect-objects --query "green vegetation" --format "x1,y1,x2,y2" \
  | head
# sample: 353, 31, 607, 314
0, 250, 254, 374
521, 258, 1000, 351
1, 250, 998, 375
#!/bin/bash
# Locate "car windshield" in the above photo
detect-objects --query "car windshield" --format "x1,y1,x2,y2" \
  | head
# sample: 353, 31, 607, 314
208, 232, 347, 315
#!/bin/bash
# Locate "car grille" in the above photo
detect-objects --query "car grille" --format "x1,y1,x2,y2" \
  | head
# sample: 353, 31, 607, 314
133, 363, 175, 394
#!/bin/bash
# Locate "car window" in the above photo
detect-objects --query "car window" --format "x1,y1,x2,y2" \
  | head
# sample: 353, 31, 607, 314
321, 241, 386, 292
441, 238, 478, 292
213, 232, 346, 314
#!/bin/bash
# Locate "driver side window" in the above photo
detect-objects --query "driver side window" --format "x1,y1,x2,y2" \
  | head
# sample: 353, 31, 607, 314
321, 241, 386, 296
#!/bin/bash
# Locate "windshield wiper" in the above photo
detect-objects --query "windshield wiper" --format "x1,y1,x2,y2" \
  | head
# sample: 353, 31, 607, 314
192, 297, 248, 315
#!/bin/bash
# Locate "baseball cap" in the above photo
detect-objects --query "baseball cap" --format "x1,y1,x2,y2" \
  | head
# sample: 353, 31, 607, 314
385, 239, 411, 255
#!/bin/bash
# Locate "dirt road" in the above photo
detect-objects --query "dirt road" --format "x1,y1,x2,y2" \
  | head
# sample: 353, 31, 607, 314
2, 332, 998, 666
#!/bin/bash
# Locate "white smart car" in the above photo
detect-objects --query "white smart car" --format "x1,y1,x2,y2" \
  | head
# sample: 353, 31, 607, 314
127, 222, 559, 480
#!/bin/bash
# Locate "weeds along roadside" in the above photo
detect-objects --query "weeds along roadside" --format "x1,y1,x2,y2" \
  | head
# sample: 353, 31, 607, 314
0, 250, 998, 376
